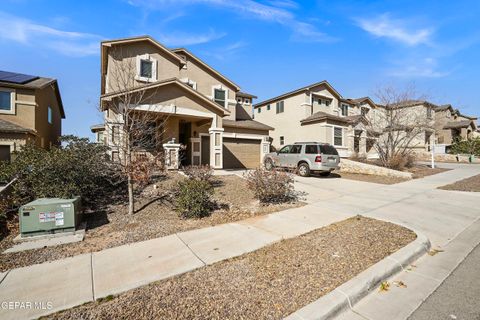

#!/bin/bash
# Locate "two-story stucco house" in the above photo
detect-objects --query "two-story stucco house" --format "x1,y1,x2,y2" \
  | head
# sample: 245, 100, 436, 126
434, 104, 478, 149
252, 81, 381, 157
0, 70, 65, 162
93, 36, 272, 169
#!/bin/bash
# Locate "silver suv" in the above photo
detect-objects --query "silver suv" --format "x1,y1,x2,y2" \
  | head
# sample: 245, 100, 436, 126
264, 142, 340, 177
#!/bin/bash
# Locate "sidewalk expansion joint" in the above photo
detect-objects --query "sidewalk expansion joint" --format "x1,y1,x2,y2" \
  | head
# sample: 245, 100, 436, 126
90, 253, 95, 301
175, 233, 207, 266
337, 288, 353, 310
0, 269, 11, 285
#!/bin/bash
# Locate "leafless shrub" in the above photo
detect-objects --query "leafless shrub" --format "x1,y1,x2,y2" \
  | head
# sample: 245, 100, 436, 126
182, 165, 214, 184
244, 168, 297, 204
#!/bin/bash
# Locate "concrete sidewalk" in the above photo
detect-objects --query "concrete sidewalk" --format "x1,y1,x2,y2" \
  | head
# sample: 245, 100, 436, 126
0, 205, 353, 320
1, 163, 479, 320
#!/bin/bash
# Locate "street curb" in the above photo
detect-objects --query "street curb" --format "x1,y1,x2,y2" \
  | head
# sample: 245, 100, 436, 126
285, 229, 431, 320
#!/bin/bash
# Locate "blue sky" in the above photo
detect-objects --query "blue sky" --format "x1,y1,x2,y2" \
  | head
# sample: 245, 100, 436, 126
1, 0, 479, 139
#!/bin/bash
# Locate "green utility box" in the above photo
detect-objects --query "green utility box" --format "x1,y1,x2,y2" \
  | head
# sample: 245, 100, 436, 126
19, 197, 82, 237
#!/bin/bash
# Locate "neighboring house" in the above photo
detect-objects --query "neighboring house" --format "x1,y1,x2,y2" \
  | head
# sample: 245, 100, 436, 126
94, 36, 272, 169
383, 100, 436, 152
253, 81, 380, 157
434, 104, 478, 148
0, 70, 64, 162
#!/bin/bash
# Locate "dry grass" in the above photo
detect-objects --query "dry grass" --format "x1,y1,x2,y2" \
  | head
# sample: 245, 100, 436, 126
48, 216, 416, 320
337, 172, 409, 185
0, 174, 302, 271
406, 165, 451, 179
438, 174, 480, 192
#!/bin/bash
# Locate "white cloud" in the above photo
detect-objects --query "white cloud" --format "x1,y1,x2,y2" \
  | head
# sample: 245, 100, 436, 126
389, 57, 449, 78
356, 13, 432, 46
156, 29, 226, 46
0, 11, 100, 56
128, 0, 335, 43
203, 41, 248, 60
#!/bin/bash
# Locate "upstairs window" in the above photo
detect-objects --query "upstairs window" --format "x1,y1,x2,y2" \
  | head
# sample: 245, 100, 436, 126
276, 101, 284, 114
214, 88, 226, 107
267, 104, 271, 111
136, 54, 157, 82
48, 106, 53, 124
0, 89, 13, 112
257, 107, 261, 113
341, 104, 349, 116
325, 100, 331, 106
245, 98, 250, 104
279, 136, 285, 145
140, 60, 152, 78
427, 107, 432, 119
361, 107, 369, 116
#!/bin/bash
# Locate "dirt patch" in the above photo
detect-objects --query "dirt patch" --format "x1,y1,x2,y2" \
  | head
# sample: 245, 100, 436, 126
438, 174, 480, 192
406, 165, 451, 179
48, 216, 416, 320
337, 172, 409, 185
0, 174, 302, 271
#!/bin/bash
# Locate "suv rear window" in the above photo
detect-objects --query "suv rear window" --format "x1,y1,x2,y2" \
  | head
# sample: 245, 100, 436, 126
305, 145, 318, 154
319, 144, 339, 155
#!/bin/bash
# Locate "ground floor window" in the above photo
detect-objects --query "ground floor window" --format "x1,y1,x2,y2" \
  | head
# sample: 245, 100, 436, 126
333, 127, 343, 146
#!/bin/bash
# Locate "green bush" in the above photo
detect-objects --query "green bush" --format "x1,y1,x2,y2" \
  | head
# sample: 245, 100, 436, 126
175, 178, 213, 218
245, 168, 296, 204
450, 138, 480, 156
0, 135, 124, 211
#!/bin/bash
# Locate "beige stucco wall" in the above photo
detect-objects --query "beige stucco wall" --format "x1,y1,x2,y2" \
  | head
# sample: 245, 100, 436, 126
0, 85, 62, 149
105, 41, 182, 93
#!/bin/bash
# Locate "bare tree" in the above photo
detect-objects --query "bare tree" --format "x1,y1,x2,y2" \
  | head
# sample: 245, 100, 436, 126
101, 47, 171, 215
366, 85, 434, 169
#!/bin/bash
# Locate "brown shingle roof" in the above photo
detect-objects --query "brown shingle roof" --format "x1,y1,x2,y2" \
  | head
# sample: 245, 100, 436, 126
443, 120, 474, 129
236, 92, 258, 99
222, 119, 274, 131
300, 111, 361, 125
0, 119, 34, 134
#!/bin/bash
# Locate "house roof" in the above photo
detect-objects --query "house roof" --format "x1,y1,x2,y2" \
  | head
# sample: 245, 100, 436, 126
443, 120, 475, 129
0, 119, 34, 134
389, 100, 439, 109
171, 48, 241, 91
254, 80, 343, 108
435, 104, 454, 112
300, 111, 361, 125
101, 77, 230, 116
101, 36, 185, 64
236, 91, 258, 99
222, 119, 274, 131
90, 124, 105, 132
0, 71, 65, 119
342, 97, 378, 108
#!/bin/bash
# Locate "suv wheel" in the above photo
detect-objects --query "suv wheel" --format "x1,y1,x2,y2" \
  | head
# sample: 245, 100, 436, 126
264, 158, 274, 171
297, 163, 310, 177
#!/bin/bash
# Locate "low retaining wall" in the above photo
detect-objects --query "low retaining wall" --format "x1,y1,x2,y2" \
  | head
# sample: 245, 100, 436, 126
339, 159, 413, 179
413, 151, 478, 163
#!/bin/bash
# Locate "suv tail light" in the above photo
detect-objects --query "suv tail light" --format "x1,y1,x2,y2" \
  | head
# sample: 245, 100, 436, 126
315, 155, 322, 162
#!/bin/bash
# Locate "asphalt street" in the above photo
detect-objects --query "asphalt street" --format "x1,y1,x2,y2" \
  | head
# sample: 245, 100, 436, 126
409, 243, 480, 320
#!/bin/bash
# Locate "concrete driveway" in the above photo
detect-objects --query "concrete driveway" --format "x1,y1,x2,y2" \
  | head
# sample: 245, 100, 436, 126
295, 163, 480, 249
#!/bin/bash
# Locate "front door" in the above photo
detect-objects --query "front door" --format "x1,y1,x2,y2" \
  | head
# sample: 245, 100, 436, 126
179, 122, 192, 166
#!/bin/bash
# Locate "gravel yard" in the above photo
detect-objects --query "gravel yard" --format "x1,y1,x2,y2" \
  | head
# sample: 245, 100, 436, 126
336, 172, 409, 185
49, 216, 416, 320
438, 174, 480, 192
0, 174, 302, 271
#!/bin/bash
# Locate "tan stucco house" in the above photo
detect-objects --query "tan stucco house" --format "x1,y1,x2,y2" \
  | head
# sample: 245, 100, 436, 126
253, 81, 381, 157
92, 36, 272, 169
0, 71, 64, 162
434, 104, 477, 147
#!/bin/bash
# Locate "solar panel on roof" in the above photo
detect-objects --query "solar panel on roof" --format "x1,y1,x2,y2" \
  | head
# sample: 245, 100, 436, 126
0, 70, 39, 84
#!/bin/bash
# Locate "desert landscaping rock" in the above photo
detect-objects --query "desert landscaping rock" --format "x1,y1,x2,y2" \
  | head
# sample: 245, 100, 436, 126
0, 174, 302, 272
48, 216, 416, 320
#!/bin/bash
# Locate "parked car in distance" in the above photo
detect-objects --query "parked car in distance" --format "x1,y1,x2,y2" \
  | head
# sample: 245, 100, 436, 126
264, 142, 340, 177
